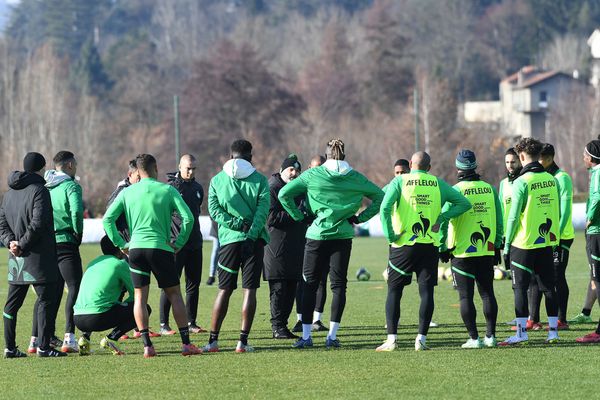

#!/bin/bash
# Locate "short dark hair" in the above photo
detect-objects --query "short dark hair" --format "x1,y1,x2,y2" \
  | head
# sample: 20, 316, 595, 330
505, 147, 518, 157
135, 154, 156, 173
231, 140, 252, 156
394, 159, 409, 168
100, 236, 120, 256
53, 151, 75, 167
514, 138, 543, 158
540, 143, 555, 157
128, 159, 137, 172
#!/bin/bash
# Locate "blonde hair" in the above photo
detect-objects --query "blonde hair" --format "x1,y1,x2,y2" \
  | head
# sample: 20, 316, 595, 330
326, 138, 345, 160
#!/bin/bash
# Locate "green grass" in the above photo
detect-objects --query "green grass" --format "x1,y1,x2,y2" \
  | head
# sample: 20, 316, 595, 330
0, 233, 599, 399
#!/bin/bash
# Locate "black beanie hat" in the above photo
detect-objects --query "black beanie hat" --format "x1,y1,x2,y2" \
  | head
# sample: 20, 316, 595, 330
455, 149, 477, 170
586, 140, 600, 162
281, 154, 301, 172
23, 152, 46, 173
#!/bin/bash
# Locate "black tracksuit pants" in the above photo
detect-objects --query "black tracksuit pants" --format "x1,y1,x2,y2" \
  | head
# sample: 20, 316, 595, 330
4, 283, 56, 351
269, 279, 298, 331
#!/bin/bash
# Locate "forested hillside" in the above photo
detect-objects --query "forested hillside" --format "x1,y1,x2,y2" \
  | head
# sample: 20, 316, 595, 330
2, 0, 599, 211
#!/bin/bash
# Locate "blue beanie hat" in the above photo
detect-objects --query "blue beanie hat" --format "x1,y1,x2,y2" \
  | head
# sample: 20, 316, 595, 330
455, 149, 477, 170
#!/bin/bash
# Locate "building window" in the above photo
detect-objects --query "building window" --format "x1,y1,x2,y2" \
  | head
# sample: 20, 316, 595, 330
539, 91, 548, 108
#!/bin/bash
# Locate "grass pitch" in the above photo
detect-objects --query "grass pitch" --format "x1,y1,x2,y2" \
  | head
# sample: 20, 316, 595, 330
0, 233, 598, 399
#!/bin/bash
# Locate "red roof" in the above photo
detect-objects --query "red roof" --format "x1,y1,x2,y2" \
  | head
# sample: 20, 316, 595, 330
502, 66, 571, 88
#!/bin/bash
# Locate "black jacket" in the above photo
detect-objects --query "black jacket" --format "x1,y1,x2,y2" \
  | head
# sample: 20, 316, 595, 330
106, 177, 131, 242
263, 173, 306, 280
167, 172, 203, 250
0, 171, 59, 284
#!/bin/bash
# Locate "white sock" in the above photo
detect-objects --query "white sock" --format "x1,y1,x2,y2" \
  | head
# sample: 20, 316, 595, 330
328, 322, 340, 340
387, 334, 397, 343
297, 314, 302, 322
548, 316, 559, 339
302, 324, 312, 340
313, 311, 322, 323
416, 334, 426, 344
516, 317, 528, 339
64, 332, 74, 342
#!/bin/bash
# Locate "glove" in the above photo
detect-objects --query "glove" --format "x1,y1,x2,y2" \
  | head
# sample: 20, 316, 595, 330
241, 221, 251, 233
494, 248, 502, 266
241, 238, 255, 261
503, 245, 511, 268
347, 215, 360, 225
439, 250, 452, 263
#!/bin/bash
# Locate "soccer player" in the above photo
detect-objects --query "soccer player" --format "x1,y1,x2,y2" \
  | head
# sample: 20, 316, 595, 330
34, 151, 84, 353
377, 151, 471, 352
499, 147, 522, 270
74, 236, 151, 356
103, 154, 202, 357
527, 144, 573, 330
159, 154, 206, 335
280, 138, 384, 349
264, 154, 305, 339
0, 153, 66, 357
500, 138, 560, 346
394, 159, 410, 176
106, 159, 159, 340
292, 154, 330, 333
204, 139, 270, 353
576, 139, 600, 343
438, 150, 502, 348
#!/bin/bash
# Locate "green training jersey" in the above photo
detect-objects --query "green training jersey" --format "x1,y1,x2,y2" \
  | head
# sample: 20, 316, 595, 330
73, 255, 133, 315
103, 177, 193, 252
380, 170, 471, 248
498, 177, 513, 235
504, 168, 560, 251
587, 165, 600, 234
553, 169, 574, 240
45, 171, 84, 244
441, 180, 503, 258
279, 160, 383, 241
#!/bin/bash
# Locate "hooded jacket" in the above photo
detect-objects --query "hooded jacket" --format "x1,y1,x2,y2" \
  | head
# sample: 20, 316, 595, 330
45, 169, 83, 245
167, 172, 204, 250
264, 173, 306, 280
0, 171, 59, 284
278, 160, 384, 241
208, 159, 269, 246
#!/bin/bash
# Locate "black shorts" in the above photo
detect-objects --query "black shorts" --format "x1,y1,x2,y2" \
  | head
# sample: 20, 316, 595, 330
218, 240, 265, 290
586, 234, 600, 282
509, 246, 554, 290
451, 256, 494, 290
387, 243, 438, 289
128, 248, 178, 289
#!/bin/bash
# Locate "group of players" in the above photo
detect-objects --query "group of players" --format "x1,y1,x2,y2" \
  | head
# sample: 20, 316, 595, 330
3, 135, 600, 358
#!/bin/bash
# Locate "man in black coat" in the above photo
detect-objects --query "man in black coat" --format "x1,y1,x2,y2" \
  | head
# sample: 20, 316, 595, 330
264, 155, 306, 339
159, 154, 206, 334
0, 153, 66, 357
106, 159, 140, 243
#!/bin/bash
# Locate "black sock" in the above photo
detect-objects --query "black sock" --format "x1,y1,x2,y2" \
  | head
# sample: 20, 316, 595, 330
240, 330, 249, 345
209, 331, 219, 344
107, 329, 122, 341
179, 327, 190, 345
83, 332, 91, 341
583, 308, 592, 317
140, 329, 152, 347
